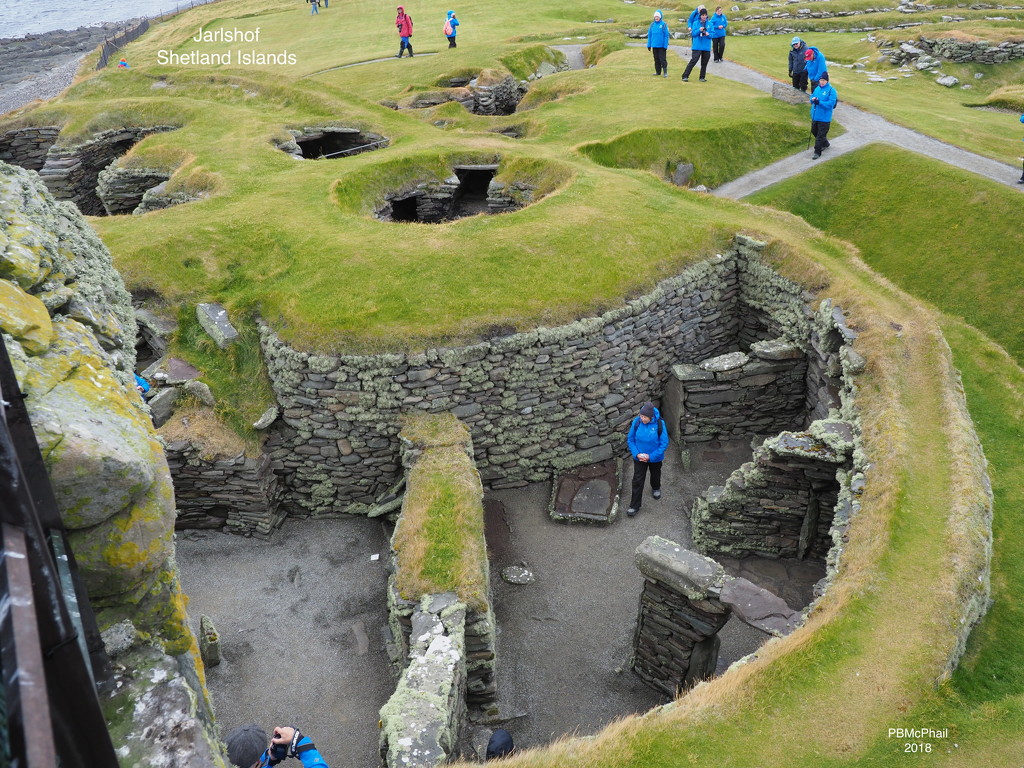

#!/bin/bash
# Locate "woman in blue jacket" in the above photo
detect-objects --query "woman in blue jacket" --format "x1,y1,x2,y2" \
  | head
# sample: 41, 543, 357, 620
681, 7, 712, 81
626, 402, 670, 517
710, 6, 728, 62
810, 71, 838, 159
444, 10, 459, 48
804, 45, 828, 83
647, 10, 671, 77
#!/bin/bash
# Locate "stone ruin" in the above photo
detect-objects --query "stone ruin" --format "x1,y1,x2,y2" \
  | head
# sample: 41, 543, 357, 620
275, 126, 388, 160
376, 162, 534, 223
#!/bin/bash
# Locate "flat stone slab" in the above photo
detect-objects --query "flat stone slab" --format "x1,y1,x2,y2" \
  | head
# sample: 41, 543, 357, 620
501, 565, 535, 585
549, 459, 621, 524
719, 577, 801, 636
142, 356, 202, 386
771, 81, 810, 105
196, 302, 239, 349
700, 351, 749, 372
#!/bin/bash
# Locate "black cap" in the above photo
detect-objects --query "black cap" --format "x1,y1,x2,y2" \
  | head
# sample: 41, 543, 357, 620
640, 402, 655, 418
819, 71, 829, 81
226, 724, 268, 768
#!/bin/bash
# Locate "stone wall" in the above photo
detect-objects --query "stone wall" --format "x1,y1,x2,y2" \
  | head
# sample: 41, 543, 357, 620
379, 593, 468, 768
0, 161, 223, 765
661, 338, 808, 444
165, 441, 286, 535
260, 252, 753, 515
37, 125, 176, 215
691, 422, 855, 560
632, 537, 800, 697
885, 35, 1024, 65
96, 165, 171, 215
0, 125, 60, 171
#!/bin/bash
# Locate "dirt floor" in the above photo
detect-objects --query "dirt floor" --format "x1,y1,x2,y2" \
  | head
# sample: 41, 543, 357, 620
176, 439, 824, 765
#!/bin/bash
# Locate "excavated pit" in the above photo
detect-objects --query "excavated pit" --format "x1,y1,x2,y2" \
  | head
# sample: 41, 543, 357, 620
376, 163, 533, 223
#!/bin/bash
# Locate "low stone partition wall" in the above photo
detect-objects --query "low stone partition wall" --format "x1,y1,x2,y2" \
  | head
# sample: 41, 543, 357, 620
164, 440, 286, 536
97, 165, 172, 215
0, 125, 60, 171
382, 414, 497, 763
887, 35, 1024, 65
379, 593, 468, 767
38, 125, 177, 215
632, 537, 800, 697
662, 338, 807, 444
691, 421, 855, 560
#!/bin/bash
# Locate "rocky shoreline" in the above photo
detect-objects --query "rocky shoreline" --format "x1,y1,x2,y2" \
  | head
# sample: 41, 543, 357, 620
0, 22, 136, 116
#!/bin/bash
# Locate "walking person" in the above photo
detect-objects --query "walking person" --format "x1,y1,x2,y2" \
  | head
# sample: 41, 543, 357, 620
710, 6, 728, 62
788, 36, 809, 92
626, 402, 669, 518
444, 10, 459, 48
308, 0, 318, 15
647, 9, 670, 77
809, 71, 837, 159
804, 44, 828, 84
395, 5, 414, 58
681, 8, 712, 82
688, 4, 706, 25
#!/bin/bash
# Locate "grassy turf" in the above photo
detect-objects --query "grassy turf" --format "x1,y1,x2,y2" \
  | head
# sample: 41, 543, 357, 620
749, 144, 1024, 363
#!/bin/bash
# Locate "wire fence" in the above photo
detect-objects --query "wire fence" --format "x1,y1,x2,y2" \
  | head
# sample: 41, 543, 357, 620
96, 0, 224, 69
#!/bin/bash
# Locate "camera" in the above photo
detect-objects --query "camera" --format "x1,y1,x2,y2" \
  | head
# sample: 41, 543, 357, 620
271, 743, 289, 761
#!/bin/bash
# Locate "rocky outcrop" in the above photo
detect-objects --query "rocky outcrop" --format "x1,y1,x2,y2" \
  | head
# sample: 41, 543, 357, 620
0, 161, 222, 766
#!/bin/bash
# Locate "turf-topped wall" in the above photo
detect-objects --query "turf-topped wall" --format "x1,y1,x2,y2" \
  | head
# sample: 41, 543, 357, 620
259, 237, 841, 515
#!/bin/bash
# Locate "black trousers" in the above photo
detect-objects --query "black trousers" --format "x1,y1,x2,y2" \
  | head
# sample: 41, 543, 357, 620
791, 70, 808, 92
712, 37, 725, 61
811, 120, 831, 153
630, 459, 662, 510
682, 49, 710, 79
447, 35, 456, 48
651, 47, 668, 74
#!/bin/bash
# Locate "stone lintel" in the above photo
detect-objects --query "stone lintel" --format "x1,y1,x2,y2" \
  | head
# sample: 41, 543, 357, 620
635, 536, 725, 599
751, 338, 804, 361
700, 351, 749, 373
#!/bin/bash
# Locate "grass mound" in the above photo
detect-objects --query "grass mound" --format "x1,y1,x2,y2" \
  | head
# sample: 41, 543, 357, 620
578, 122, 808, 187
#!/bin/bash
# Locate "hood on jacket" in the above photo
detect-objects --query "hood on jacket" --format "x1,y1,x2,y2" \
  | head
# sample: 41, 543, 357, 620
397, 5, 404, 12
654, 9, 662, 19
447, 10, 455, 17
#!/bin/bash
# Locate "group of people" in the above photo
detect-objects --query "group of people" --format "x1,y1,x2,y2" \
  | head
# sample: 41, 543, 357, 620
646, 5, 728, 80
393, 6, 460, 57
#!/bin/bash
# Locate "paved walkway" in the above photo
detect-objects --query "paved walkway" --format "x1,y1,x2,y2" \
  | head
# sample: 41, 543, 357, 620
628, 43, 1022, 197
551, 44, 586, 71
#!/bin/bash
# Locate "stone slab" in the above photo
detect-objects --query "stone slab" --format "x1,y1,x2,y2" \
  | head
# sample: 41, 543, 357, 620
635, 537, 725, 599
719, 576, 801, 636
196, 302, 239, 349
549, 459, 621, 525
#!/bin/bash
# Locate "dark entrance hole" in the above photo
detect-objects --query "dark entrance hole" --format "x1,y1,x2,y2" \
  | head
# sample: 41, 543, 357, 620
295, 129, 385, 159
390, 194, 420, 222
452, 165, 495, 218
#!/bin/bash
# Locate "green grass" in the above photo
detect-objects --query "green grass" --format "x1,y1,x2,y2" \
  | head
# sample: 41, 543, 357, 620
725, 32, 1024, 164
750, 144, 1024, 363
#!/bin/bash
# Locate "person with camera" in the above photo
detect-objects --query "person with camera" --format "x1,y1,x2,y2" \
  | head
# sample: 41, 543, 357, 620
226, 724, 330, 768
809, 72, 838, 160
681, 7, 712, 82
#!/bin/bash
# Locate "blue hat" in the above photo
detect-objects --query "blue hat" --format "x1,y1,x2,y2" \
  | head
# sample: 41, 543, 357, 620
791, 36, 801, 45
654, 9, 663, 18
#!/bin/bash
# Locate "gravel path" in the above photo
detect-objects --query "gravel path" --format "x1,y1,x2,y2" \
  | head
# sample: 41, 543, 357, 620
627, 43, 1022, 195
551, 44, 586, 71
0, 55, 85, 117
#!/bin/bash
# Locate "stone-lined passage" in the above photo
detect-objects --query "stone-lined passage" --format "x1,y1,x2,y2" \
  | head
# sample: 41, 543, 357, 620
0, 125, 60, 171
276, 126, 388, 160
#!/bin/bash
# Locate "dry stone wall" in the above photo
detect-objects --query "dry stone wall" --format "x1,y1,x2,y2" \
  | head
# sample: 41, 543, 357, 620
165, 441, 286, 535
0, 125, 60, 171
96, 165, 172, 215
260, 253, 753, 515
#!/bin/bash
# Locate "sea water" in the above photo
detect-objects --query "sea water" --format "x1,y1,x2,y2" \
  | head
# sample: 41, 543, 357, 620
0, 0, 203, 38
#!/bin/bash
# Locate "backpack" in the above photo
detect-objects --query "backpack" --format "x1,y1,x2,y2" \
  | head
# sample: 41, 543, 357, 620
443, 18, 453, 35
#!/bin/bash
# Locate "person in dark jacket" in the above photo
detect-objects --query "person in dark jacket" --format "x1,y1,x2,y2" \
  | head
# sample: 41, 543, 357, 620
626, 402, 669, 517
647, 10, 671, 77
788, 37, 809, 92
395, 5, 414, 58
226, 725, 330, 768
681, 8, 712, 82
809, 72, 838, 159
710, 6, 728, 62
804, 45, 827, 83
444, 10, 459, 48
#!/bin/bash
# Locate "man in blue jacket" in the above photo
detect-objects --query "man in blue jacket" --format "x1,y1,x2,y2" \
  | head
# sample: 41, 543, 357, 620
647, 10, 671, 77
626, 402, 670, 517
681, 7, 712, 82
804, 45, 827, 84
788, 37, 809, 92
710, 6, 728, 62
810, 71, 838, 159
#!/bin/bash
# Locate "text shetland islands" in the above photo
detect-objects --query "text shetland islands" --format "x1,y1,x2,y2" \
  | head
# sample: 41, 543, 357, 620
156, 26, 297, 65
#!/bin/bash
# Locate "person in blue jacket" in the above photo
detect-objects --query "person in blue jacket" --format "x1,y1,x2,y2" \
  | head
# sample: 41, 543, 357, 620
626, 401, 670, 517
804, 45, 827, 83
687, 4, 706, 25
444, 10, 459, 48
809, 71, 838, 159
710, 6, 728, 62
681, 7, 712, 81
647, 9, 671, 77
1018, 114, 1024, 183
226, 724, 330, 768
